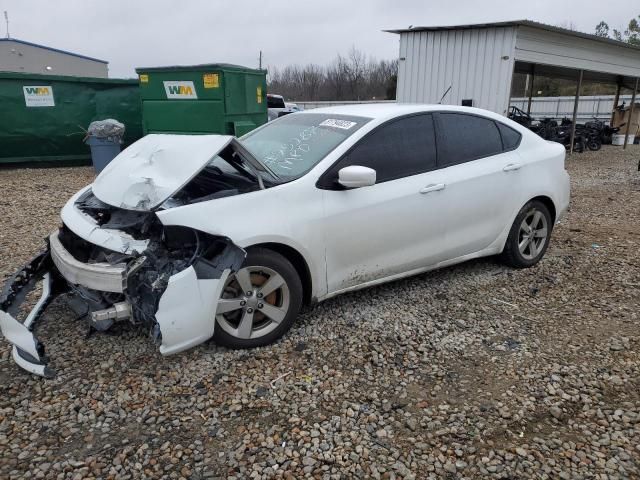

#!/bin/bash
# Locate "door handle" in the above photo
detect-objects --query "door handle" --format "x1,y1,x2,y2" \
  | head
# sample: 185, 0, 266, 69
419, 183, 446, 194
503, 163, 522, 172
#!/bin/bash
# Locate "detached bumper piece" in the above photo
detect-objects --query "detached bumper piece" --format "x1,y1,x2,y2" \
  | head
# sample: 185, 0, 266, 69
0, 250, 60, 378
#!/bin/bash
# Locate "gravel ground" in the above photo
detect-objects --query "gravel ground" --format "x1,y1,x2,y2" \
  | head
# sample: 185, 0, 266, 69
1, 147, 639, 479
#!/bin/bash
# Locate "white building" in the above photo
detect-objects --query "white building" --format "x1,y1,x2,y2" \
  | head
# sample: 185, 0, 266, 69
387, 20, 640, 116
0, 38, 108, 78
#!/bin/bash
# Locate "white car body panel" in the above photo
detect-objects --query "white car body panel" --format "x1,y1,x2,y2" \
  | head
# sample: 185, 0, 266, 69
156, 180, 327, 299
322, 170, 450, 292
436, 150, 522, 259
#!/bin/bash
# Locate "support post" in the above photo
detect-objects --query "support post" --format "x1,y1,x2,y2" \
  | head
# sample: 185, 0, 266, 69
569, 70, 583, 154
611, 80, 621, 127
623, 77, 638, 150
526, 65, 535, 115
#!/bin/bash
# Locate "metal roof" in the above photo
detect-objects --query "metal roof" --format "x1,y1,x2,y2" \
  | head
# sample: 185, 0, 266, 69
385, 20, 640, 53
0, 38, 108, 64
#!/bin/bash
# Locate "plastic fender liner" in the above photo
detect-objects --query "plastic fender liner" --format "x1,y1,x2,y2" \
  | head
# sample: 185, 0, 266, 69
155, 237, 245, 355
155, 266, 229, 355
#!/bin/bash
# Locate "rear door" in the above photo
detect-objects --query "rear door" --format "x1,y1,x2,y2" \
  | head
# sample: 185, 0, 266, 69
433, 112, 524, 258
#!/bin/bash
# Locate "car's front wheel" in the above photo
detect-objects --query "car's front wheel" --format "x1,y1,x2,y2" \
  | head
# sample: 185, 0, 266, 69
214, 248, 302, 348
500, 200, 553, 268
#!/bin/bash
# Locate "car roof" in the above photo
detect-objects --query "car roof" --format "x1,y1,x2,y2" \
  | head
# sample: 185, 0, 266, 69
303, 103, 507, 122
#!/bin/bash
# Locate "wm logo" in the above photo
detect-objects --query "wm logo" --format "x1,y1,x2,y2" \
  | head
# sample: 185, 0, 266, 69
164, 81, 197, 99
25, 87, 50, 95
167, 85, 193, 95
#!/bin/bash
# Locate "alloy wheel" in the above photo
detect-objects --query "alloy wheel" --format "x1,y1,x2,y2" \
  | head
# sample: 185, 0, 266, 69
518, 208, 548, 260
216, 266, 290, 340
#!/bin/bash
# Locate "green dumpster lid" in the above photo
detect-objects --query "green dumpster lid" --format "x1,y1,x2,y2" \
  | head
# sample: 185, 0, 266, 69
135, 63, 265, 74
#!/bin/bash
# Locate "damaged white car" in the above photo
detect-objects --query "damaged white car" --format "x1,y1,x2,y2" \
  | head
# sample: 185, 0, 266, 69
0, 104, 570, 377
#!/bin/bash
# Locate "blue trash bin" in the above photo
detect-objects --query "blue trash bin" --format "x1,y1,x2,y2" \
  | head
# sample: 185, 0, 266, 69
86, 136, 121, 173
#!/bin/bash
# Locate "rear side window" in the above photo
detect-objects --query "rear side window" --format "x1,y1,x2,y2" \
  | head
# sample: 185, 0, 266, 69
323, 114, 437, 186
497, 122, 522, 151
436, 113, 503, 167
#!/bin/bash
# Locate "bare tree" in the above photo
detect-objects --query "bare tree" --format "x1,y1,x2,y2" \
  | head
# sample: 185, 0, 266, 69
325, 55, 347, 100
267, 47, 397, 101
345, 46, 367, 100
301, 64, 324, 100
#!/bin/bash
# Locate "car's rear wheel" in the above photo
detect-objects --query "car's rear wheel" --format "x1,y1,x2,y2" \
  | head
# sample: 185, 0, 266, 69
500, 200, 552, 268
214, 248, 302, 348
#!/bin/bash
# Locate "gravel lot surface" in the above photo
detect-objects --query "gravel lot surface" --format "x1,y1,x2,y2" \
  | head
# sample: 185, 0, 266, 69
1, 147, 639, 479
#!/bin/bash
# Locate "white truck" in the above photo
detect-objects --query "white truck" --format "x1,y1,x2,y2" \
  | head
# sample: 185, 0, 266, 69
267, 94, 301, 121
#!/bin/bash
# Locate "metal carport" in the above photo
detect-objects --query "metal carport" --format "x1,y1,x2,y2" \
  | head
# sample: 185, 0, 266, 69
386, 20, 640, 150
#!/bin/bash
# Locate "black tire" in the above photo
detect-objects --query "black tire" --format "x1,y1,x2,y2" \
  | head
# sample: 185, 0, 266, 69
500, 200, 553, 268
587, 138, 602, 151
213, 247, 302, 349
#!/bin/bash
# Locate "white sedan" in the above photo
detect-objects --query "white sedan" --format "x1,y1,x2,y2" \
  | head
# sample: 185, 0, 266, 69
0, 104, 570, 377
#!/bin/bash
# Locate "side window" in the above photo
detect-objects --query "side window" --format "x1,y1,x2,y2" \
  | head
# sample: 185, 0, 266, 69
497, 122, 522, 151
323, 114, 437, 186
436, 113, 503, 167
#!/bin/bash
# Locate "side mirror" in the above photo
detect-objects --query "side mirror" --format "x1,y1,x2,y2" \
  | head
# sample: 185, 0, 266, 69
338, 165, 376, 189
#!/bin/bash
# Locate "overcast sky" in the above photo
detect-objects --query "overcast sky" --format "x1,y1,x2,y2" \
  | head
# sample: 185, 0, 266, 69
1, 0, 638, 78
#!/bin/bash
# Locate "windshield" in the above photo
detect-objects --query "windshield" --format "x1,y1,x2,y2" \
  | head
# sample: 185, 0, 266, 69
239, 113, 371, 180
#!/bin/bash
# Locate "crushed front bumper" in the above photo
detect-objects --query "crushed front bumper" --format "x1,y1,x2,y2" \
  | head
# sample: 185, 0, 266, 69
0, 229, 245, 378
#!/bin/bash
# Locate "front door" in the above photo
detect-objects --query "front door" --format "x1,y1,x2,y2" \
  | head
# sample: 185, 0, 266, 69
319, 114, 449, 294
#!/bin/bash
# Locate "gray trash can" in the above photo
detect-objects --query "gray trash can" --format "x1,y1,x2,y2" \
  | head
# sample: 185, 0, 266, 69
84, 119, 125, 173
86, 136, 121, 173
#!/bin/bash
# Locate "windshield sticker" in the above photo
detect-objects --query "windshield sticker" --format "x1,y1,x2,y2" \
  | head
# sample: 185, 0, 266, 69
319, 119, 357, 130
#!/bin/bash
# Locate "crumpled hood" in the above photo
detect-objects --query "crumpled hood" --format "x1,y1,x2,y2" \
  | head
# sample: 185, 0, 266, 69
92, 134, 234, 211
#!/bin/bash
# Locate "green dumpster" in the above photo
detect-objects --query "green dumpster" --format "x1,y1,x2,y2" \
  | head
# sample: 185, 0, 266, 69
0, 72, 142, 165
135, 63, 267, 137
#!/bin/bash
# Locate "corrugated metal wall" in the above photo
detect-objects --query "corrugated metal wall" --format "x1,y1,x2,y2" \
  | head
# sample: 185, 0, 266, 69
396, 26, 517, 115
